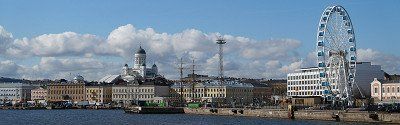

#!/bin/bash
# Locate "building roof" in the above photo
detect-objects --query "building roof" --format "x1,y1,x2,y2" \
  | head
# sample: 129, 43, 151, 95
250, 82, 269, 87
136, 46, 146, 54
98, 75, 121, 84
0, 82, 34, 88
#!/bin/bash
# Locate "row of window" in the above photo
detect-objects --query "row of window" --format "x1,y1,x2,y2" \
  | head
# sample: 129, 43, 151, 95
0, 89, 18, 91
0, 94, 18, 96
374, 87, 400, 94
288, 86, 320, 91
287, 80, 320, 85
48, 96, 84, 100
174, 88, 252, 93
32, 91, 46, 94
32, 96, 45, 99
87, 90, 102, 93
49, 86, 84, 89
381, 96, 400, 100
86, 94, 112, 98
113, 94, 154, 99
49, 90, 84, 95
113, 88, 154, 93
287, 74, 319, 80
287, 91, 323, 96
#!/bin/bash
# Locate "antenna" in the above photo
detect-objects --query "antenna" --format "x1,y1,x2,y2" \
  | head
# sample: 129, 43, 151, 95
216, 35, 226, 107
216, 35, 226, 85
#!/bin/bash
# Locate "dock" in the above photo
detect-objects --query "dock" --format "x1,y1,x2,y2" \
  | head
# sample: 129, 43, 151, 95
124, 107, 184, 114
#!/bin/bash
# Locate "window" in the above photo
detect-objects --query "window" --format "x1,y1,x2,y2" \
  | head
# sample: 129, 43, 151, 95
398, 87, 400, 93
374, 88, 378, 94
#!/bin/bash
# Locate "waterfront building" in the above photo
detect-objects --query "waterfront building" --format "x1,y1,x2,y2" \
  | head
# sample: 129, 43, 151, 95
0, 82, 35, 103
112, 81, 170, 107
170, 80, 254, 106
86, 85, 112, 105
31, 87, 47, 101
121, 46, 158, 82
370, 78, 400, 103
262, 79, 287, 103
250, 83, 271, 105
47, 76, 86, 103
286, 62, 383, 106
287, 62, 383, 98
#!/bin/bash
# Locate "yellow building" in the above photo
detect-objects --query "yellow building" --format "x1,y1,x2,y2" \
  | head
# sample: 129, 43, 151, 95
170, 80, 253, 107
31, 87, 47, 101
47, 78, 86, 103
86, 85, 112, 105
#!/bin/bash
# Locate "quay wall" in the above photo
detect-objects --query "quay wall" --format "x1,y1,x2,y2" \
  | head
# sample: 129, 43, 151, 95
184, 108, 400, 124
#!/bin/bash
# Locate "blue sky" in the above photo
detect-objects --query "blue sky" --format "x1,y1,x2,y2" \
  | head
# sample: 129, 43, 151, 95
0, 0, 399, 80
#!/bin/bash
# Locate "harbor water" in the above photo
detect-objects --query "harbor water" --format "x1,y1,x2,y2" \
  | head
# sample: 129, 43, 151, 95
0, 110, 375, 125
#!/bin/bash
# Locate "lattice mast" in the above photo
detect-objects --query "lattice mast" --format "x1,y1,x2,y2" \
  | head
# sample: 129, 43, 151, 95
216, 36, 226, 85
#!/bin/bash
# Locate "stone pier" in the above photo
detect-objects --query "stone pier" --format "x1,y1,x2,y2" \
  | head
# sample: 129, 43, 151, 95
184, 108, 400, 124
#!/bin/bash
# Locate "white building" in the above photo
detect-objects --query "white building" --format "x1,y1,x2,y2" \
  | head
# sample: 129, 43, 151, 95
0, 83, 36, 103
287, 62, 384, 98
370, 78, 400, 104
112, 82, 169, 106
121, 46, 158, 81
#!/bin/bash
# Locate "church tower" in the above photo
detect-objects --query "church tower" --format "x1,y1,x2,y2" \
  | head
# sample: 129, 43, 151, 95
134, 46, 146, 69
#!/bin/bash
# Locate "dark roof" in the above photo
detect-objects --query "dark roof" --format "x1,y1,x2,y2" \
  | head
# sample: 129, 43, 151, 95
136, 46, 146, 54
261, 79, 287, 84
0, 77, 30, 83
384, 72, 400, 81
250, 82, 269, 87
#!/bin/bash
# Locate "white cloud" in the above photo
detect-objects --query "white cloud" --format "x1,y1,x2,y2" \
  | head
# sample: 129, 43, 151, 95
0, 26, 13, 55
2, 24, 398, 81
0, 24, 308, 80
7, 32, 103, 57
0, 60, 21, 77
358, 48, 400, 74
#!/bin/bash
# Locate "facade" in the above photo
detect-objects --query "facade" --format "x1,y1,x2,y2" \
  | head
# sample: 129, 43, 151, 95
287, 67, 323, 97
31, 87, 47, 101
0, 83, 35, 102
251, 83, 271, 104
370, 78, 400, 103
112, 83, 170, 106
287, 62, 384, 98
86, 85, 112, 105
121, 46, 158, 82
47, 76, 86, 103
170, 80, 254, 106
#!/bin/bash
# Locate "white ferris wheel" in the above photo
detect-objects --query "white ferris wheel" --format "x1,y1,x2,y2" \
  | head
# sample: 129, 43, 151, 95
316, 5, 357, 107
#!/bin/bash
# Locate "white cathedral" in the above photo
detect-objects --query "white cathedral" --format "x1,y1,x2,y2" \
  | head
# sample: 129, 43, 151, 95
121, 46, 158, 82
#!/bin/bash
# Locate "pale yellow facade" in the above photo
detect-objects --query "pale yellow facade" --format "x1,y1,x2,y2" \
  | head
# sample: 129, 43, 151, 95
86, 85, 112, 104
47, 82, 86, 103
371, 78, 400, 103
31, 87, 47, 101
170, 82, 253, 105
